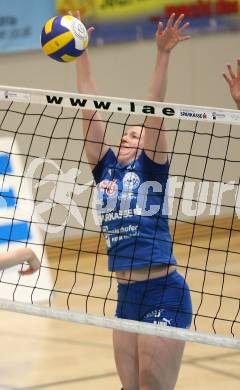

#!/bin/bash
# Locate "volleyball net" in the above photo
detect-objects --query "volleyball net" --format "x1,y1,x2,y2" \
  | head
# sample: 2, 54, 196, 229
0, 85, 240, 349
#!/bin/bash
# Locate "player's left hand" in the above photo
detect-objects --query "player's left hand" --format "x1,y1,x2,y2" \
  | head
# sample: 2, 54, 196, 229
156, 13, 190, 53
223, 60, 240, 109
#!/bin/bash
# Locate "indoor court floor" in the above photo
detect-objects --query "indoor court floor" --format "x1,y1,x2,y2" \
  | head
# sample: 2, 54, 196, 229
0, 310, 240, 390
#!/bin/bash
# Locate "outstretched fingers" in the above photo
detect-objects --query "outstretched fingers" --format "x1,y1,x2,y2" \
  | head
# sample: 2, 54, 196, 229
157, 21, 164, 35
178, 21, 191, 41
68, 9, 81, 20
174, 13, 185, 29
166, 13, 176, 29
222, 63, 237, 85
165, 13, 190, 40
237, 58, 240, 78
227, 63, 235, 80
223, 60, 240, 108
178, 21, 190, 34
222, 72, 232, 86
179, 34, 191, 41
87, 26, 95, 40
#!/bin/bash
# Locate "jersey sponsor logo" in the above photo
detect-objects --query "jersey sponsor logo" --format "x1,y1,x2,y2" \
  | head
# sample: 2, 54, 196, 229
102, 208, 143, 221
123, 172, 140, 190
104, 224, 138, 244
99, 179, 117, 196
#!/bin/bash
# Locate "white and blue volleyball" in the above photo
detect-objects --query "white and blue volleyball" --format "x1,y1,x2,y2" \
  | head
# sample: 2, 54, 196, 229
41, 15, 88, 62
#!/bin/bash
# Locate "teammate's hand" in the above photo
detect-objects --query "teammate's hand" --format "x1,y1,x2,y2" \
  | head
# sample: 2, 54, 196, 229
156, 13, 190, 53
18, 248, 41, 276
223, 60, 240, 110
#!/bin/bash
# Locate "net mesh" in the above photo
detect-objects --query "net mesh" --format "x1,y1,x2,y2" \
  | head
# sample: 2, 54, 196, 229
0, 87, 240, 343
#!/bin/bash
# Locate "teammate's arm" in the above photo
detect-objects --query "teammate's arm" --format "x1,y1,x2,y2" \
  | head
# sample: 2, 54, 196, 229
144, 14, 190, 164
74, 11, 109, 168
0, 248, 40, 275
223, 59, 240, 110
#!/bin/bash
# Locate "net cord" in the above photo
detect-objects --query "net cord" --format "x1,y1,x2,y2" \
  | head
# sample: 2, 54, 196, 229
0, 298, 239, 349
1, 84, 240, 125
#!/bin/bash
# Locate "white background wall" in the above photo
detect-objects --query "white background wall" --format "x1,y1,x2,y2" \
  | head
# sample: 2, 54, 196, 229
0, 30, 239, 109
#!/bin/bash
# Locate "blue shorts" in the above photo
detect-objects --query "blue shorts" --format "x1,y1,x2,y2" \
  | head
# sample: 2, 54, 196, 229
116, 271, 192, 329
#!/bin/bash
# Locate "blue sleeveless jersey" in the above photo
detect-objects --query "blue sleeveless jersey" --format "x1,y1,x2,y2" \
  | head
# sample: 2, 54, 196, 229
93, 149, 176, 271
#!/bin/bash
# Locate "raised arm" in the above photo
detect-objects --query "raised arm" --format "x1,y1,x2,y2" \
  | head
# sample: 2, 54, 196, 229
74, 11, 109, 168
144, 14, 190, 164
223, 59, 240, 110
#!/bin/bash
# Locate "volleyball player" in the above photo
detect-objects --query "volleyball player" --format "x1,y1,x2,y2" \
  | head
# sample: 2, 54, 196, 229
223, 59, 240, 109
74, 11, 192, 390
0, 247, 40, 275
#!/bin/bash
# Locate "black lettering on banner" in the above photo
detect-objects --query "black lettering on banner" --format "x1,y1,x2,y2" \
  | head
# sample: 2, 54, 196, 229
70, 98, 87, 107
143, 105, 155, 114
162, 107, 175, 116
0, 16, 17, 26
93, 100, 111, 110
130, 102, 135, 112
46, 95, 176, 118
10, 26, 32, 39
46, 95, 63, 105
100, 0, 131, 10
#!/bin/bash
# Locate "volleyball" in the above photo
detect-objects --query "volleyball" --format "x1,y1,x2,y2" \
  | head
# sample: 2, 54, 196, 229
41, 15, 88, 62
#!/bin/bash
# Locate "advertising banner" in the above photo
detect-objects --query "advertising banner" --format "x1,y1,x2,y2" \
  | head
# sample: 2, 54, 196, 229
56, 0, 240, 44
1, 1, 239, 53
0, 0, 55, 53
